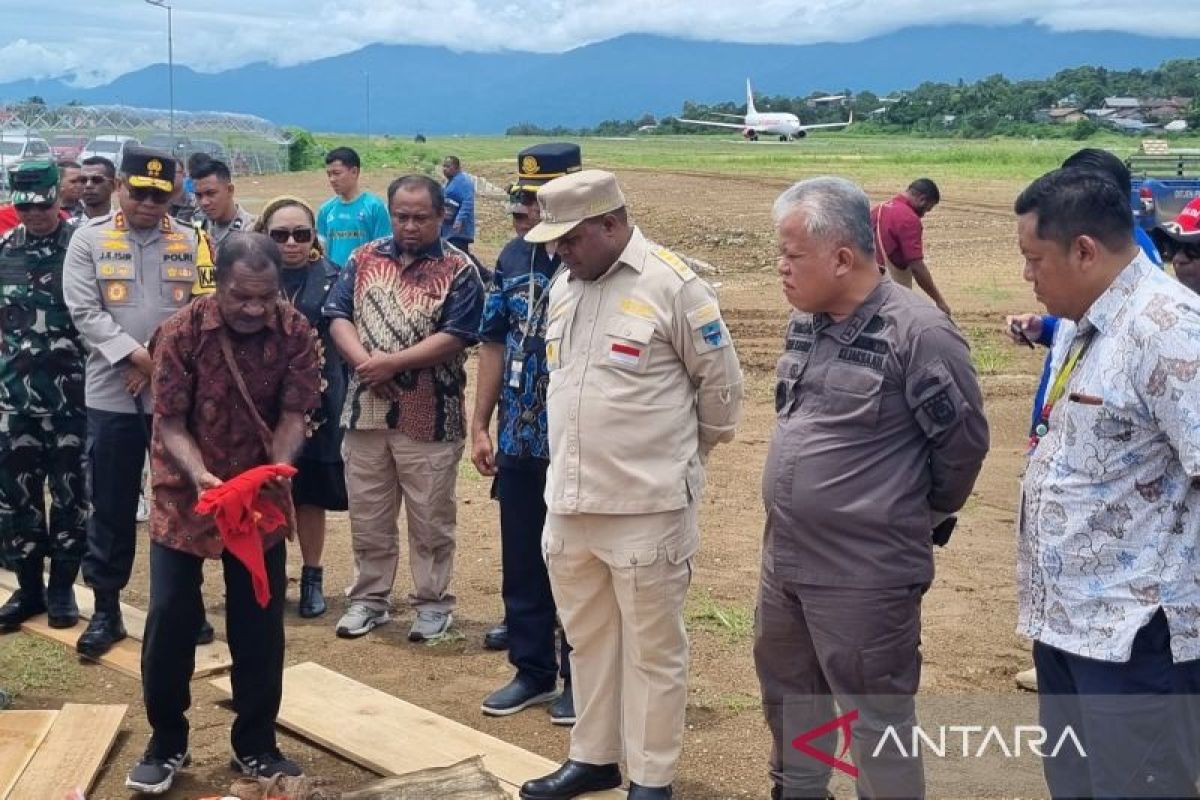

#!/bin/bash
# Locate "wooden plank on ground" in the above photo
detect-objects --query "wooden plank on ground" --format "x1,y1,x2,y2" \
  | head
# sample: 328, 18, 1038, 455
212, 663, 625, 799
0, 588, 230, 680
7, 703, 126, 800
0, 568, 233, 676
0, 710, 56, 800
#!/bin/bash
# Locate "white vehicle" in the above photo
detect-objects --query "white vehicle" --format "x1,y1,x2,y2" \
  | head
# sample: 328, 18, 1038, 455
678, 79, 853, 142
0, 132, 53, 192
79, 135, 140, 170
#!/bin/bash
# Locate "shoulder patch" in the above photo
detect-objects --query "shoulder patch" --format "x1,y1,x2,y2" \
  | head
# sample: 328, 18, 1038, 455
653, 247, 696, 282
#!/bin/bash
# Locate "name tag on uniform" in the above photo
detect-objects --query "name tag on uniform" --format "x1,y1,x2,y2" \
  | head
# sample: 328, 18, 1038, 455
507, 356, 524, 389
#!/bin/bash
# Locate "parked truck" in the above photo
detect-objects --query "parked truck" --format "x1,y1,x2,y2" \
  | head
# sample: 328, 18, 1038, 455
1127, 151, 1200, 231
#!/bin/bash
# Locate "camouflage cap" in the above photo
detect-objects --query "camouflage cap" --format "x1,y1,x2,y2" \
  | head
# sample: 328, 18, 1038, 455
9, 160, 59, 205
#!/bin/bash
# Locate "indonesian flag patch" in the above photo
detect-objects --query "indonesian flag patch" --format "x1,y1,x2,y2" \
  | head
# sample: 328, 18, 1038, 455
609, 342, 642, 367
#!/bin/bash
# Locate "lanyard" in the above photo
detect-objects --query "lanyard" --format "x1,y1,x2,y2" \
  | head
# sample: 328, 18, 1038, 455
1030, 333, 1092, 447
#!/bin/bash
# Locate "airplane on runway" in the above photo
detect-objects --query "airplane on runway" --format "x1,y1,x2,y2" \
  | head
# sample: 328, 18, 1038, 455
678, 80, 853, 141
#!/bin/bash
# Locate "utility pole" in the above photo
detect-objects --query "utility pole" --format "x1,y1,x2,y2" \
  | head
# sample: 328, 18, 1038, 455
145, 0, 175, 143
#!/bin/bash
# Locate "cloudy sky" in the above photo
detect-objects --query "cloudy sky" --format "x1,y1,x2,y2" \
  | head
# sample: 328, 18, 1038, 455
2, 0, 1198, 86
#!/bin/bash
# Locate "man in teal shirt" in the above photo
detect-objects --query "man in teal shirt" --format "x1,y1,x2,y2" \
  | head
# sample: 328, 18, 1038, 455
317, 147, 391, 268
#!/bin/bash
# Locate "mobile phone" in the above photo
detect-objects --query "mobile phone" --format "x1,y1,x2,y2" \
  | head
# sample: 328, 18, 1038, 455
1009, 320, 1036, 349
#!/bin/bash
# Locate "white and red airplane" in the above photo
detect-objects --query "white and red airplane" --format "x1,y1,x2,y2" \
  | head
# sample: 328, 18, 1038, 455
678, 79, 853, 141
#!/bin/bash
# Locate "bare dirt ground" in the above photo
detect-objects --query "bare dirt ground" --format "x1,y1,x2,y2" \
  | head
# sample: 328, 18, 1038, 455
6, 165, 1048, 799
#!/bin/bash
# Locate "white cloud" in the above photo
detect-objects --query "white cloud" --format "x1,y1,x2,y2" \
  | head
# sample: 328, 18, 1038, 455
1, 0, 1198, 87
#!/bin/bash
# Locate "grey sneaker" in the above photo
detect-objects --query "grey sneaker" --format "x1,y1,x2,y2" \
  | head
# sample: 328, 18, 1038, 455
408, 609, 452, 641
335, 603, 390, 638
125, 750, 190, 794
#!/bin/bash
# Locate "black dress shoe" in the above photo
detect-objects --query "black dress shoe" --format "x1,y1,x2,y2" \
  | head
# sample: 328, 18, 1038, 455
520, 760, 622, 800
0, 588, 46, 632
628, 783, 672, 799
484, 622, 508, 650
76, 591, 126, 658
196, 618, 215, 645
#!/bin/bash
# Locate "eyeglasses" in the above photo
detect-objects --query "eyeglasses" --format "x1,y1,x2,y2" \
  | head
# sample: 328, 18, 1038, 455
508, 191, 537, 206
267, 227, 314, 244
81, 176, 110, 186
14, 202, 55, 213
129, 186, 171, 204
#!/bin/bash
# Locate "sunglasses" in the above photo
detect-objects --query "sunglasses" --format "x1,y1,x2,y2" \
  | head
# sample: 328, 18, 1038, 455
81, 176, 110, 185
129, 186, 172, 204
267, 227, 314, 244
14, 202, 55, 213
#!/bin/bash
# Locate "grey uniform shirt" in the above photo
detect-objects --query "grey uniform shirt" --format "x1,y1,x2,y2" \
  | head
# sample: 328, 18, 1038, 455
763, 278, 989, 588
63, 212, 201, 413
202, 205, 256, 254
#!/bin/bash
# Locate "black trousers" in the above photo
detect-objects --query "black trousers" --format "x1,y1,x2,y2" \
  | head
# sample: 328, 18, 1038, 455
142, 540, 286, 758
82, 407, 150, 592
1035, 610, 1200, 799
496, 463, 570, 688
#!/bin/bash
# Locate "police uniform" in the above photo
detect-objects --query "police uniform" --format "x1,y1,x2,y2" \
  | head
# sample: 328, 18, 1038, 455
0, 161, 88, 631
62, 147, 206, 656
476, 144, 581, 708
199, 205, 256, 255
755, 278, 988, 798
522, 171, 744, 795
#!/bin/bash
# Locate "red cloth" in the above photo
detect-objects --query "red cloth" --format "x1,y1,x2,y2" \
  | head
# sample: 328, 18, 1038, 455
194, 463, 297, 607
0, 204, 70, 236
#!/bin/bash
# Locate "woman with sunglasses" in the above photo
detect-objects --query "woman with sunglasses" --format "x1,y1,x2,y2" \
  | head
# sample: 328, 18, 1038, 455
254, 196, 346, 617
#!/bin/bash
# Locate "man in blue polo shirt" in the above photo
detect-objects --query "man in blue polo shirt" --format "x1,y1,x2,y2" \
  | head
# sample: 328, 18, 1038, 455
441, 156, 476, 254
317, 147, 391, 268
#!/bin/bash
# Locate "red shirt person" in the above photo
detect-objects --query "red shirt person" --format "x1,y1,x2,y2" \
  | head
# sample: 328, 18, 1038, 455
869, 178, 952, 317
125, 232, 320, 795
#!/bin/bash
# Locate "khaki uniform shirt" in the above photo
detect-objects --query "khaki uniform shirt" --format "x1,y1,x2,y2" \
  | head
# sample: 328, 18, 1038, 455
763, 278, 989, 588
63, 211, 202, 413
544, 227, 743, 515
201, 205, 256, 254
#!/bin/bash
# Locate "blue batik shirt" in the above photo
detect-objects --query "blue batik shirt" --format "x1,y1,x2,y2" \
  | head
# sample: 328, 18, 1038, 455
478, 236, 560, 467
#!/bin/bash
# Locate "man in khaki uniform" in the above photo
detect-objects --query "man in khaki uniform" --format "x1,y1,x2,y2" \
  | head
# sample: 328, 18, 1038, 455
518, 170, 743, 800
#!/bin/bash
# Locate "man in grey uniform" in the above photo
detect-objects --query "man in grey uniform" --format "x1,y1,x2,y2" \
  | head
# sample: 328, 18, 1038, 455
191, 157, 255, 254
756, 177, 988, 799
63, 147, 211, 658
518, 170, 743, 800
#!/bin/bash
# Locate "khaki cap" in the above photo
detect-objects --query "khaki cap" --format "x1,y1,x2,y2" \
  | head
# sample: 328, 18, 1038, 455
524, 169, 626, 243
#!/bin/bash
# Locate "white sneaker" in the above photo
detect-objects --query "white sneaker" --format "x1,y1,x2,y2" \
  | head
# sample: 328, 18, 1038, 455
335, 602, 390, 638
136, 492, 150, 523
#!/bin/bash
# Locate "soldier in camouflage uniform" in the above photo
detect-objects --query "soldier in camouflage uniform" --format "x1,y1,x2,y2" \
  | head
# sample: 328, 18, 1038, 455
0, 161, 88, 632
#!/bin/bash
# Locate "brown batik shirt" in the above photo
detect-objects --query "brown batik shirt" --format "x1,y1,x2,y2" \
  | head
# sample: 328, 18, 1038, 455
149, 294, 321, 558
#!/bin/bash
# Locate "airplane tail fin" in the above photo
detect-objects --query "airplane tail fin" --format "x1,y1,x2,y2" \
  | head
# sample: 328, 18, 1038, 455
746, 78, 758, 116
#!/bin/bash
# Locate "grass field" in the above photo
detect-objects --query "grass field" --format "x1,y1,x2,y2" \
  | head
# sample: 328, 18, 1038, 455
316, 131, 1200, 182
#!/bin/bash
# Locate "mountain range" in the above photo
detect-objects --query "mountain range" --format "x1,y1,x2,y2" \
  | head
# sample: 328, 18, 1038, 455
2, 23, 1198, 134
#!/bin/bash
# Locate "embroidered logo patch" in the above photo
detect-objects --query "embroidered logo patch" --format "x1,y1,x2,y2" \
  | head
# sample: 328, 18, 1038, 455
609, 342, 642, 367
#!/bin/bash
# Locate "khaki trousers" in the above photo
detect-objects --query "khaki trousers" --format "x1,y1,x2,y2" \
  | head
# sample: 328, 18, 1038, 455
544, 504, 697, 787
343, 429, 463, 613
886, 262, 913, 288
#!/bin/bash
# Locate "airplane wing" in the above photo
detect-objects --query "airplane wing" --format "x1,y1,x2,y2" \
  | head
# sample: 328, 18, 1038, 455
677, 118, 752, 131
797, 112, 853, 133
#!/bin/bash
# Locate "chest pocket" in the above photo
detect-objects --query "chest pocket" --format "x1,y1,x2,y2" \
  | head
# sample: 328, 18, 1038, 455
774, 350, 811, 415
161, 254, 197, 307
823, 364, 885, 425
601, 315, 655, 373
96, 259, 136, 307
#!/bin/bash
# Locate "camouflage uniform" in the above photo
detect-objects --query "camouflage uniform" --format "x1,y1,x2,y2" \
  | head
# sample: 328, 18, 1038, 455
0, 221, 88, 569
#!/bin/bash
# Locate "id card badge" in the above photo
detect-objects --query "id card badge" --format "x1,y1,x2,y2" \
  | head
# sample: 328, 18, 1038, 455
507, 356, 524, 389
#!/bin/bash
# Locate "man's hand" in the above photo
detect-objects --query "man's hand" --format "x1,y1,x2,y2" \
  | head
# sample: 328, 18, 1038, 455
357, 352, 400, 386
936, 299, 953, 319
471, 429, 497, 477
128, 346, 153, 376
122, 364, 149, 396
196, 471, 223, 491
1004, 313, 1043, 346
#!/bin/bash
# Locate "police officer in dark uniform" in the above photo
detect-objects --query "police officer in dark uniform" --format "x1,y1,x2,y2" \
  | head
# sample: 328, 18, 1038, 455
0, 161, 89, 631
64, 147, 213, 657
471, 143, 582, 724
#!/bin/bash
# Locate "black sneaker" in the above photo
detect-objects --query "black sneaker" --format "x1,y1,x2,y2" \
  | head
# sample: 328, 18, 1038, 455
125, 751, 190, 794
197, 618, 215, 645
482, 677, 559, 717
231, 749, 304, 778
549, 683, 576, 726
